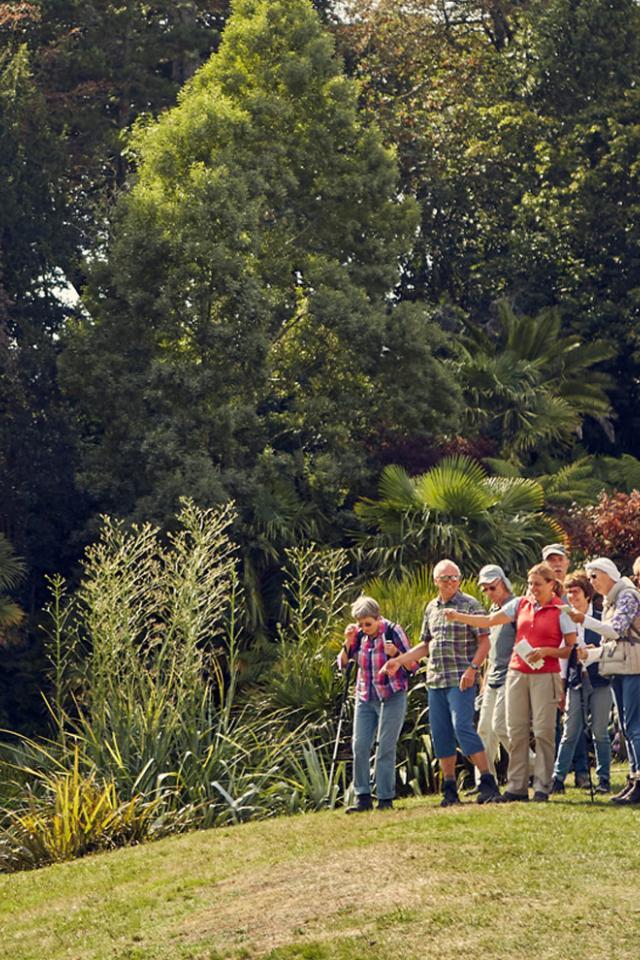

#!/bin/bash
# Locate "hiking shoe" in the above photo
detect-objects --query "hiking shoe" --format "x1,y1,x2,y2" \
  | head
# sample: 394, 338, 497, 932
612, 780, 640, 806
503, 791, 529, 802
533, 791, 549, 802
595, 781, 611, 795
610, 777, 634, 802
550, 778, 565, 795
440, 781, 461, 807
574, 773, 590, 789
377, 799, 394, 810
345, 794, 373, 814
477, 775, 504, 804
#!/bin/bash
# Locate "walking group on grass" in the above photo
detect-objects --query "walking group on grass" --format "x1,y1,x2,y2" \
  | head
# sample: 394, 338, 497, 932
338, 544, 640, 810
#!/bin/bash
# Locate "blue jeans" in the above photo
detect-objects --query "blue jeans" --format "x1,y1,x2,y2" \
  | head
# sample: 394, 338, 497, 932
428, 685, 485, 759
352, 690, 407, 800
553, 683, 612, 784
611, 675, 640, 774
555, 708, 589, 775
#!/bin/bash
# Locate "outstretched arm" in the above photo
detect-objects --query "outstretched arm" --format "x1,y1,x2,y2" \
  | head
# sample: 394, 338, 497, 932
445, 609, 511, 628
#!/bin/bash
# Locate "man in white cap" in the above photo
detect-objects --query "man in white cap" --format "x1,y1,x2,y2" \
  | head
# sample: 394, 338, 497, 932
543, 542, 590, 788
567, 557, 640, 805
542, 543, 570, 584
473, 565, 517, 785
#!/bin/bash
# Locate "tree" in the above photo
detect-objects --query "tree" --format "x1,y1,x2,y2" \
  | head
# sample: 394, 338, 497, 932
0, 534, 25, 633
451, 300, 615, 461
0, 44, 86, 605
62, 0, 460, 550
340, 0, 640, 459
354, 455, 563, 574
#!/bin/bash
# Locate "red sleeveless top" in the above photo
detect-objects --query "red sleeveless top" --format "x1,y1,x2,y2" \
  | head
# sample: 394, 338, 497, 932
509, 595, 564, 674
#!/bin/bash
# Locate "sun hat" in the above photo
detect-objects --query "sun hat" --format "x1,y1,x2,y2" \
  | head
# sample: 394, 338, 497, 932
585, 558, 621, 582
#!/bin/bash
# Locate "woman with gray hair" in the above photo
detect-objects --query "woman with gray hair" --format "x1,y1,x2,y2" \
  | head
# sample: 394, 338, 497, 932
567, 557, 640, 805
338, 596, 413, 813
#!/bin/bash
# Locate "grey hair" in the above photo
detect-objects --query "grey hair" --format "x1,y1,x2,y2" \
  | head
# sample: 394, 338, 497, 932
351, 595, 381, 619
433, 559, 461, 579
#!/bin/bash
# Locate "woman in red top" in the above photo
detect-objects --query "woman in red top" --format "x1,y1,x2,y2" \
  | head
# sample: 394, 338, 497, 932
446, 563, 576, 802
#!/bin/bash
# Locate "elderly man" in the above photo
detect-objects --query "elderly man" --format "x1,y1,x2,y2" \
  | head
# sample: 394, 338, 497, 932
382, 559, 502, 806
473, 565, 517, 785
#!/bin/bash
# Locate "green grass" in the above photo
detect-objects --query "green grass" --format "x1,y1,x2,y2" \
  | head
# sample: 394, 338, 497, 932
2, 782, 639, 960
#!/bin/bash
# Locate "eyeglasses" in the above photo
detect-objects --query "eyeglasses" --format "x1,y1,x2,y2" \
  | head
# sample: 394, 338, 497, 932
436, 575, 460, 582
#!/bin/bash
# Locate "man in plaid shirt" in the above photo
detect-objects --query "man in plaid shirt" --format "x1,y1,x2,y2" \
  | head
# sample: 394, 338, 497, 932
382, 559, 503, 806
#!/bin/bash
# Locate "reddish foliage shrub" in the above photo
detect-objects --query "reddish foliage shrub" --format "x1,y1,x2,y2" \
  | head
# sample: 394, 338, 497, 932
562, 490, 640, 571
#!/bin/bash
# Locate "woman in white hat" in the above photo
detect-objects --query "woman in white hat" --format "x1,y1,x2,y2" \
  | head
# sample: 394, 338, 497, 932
567, 557, 640, 805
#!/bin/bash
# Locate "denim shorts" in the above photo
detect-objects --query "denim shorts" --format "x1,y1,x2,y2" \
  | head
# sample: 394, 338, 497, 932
428, 685, 485, 758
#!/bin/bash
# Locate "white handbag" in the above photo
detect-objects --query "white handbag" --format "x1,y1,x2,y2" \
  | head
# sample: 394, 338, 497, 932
598, 638, 640, 677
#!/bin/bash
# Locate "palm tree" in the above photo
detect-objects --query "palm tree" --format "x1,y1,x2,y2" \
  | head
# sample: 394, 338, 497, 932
0, 534, 26, 632
452, 301, 615, 461
355, 454, 563, 576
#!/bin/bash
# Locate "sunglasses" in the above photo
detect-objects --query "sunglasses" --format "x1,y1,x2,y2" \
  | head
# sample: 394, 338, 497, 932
436, 575, 460, 582
481, 584, 500, 593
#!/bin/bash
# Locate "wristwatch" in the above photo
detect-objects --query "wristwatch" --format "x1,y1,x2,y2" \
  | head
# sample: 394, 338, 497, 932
469, 662, 482, 672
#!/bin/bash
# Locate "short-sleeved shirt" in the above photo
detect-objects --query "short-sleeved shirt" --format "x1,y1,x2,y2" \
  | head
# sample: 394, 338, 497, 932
500, 597, 575, 634
420, 591, 489, 689
486, 594, 517, 688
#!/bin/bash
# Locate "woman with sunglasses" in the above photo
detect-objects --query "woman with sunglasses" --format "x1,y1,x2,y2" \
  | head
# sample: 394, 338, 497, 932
445, 563, 576, 801
566, 558, 640, 805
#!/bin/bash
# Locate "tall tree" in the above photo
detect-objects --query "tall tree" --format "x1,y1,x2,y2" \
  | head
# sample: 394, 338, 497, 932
62, 0, 460, 603
0, 44, 84, 605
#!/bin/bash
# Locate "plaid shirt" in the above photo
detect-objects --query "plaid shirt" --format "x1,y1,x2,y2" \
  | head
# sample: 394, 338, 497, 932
343, 619, 413, 701
420, 591, 489, 689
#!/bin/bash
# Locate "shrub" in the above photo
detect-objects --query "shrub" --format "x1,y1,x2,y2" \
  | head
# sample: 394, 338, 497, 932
563, 490, 640, 569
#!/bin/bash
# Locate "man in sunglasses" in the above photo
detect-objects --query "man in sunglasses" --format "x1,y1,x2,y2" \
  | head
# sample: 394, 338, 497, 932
473, 565, 517, 787
381, 559, 502, 806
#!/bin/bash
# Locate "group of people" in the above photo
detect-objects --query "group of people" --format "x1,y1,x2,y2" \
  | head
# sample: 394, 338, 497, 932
338, 544, 640, 811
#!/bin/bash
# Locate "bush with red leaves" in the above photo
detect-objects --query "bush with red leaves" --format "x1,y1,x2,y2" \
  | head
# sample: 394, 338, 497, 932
563, 490, 640, 572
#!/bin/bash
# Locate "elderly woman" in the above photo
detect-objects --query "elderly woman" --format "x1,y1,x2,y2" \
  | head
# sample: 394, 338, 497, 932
551, 572, 612, 794
338, 596, 413, 813
566, 558, 640, 805
446, 563, 576, 801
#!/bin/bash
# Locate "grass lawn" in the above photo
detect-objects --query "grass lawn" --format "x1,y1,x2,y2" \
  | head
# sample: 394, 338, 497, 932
2, 782, 639, 960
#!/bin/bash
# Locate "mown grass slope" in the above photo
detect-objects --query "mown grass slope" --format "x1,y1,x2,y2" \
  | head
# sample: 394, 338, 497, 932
2, 786, 639, 960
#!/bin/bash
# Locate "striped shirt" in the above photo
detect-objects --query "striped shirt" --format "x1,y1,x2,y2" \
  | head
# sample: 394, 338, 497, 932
420, 591, 489, 689
343, 619, 413, 701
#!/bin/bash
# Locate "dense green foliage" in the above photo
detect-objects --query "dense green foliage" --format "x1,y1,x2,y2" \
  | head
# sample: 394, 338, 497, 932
2, 0, 640, 741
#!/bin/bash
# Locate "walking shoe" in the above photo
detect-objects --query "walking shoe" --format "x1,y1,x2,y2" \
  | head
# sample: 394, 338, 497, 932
550, 778, 565, 794
345, 793, 373, 814
440, 780, 461, 807
477, 774, 504, 804
574, 773, 590, 789
532, 791, 549, 802
377, 799, 394, 810
612, 779, 640, 806
502, 791, 529, 802
610, 776, 634, 802
595, 780, 611, 795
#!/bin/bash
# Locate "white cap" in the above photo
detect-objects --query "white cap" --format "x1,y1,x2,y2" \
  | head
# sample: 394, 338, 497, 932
478, 564, 512, 592
585, 558, 621, 582
542, 543, 568, 560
